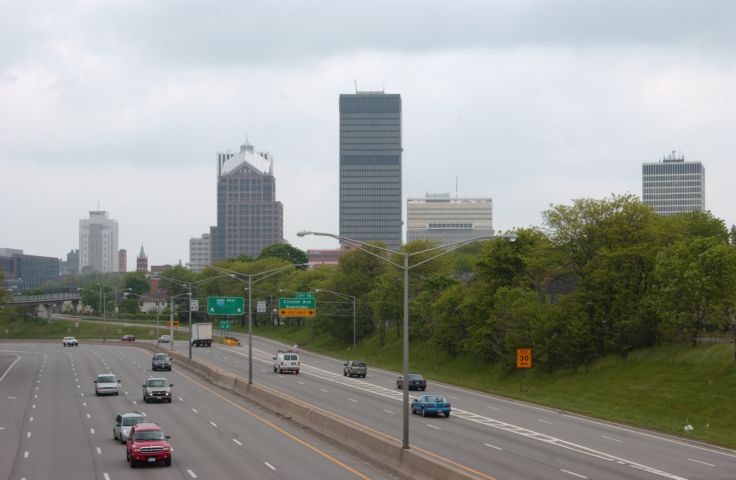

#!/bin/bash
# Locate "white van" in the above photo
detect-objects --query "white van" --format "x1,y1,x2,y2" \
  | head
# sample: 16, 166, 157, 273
273, 349, 300, 374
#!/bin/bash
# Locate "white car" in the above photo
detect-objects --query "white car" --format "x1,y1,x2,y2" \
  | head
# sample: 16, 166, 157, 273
157, 335, 172, 344
63, 336, 78, 347
113, 412, 146, 443
95, 373, 121, 396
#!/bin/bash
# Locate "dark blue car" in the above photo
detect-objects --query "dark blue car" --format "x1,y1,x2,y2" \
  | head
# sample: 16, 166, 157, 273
411, 395, 451, 417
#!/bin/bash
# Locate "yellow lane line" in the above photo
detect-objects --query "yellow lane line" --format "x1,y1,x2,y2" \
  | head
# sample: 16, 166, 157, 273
191, 356, 496, 480
174, 368, 371, 480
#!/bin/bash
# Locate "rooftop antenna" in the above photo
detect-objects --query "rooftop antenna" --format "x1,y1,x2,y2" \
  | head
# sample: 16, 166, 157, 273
354, 79, 358, 93
455, 177, 458, 200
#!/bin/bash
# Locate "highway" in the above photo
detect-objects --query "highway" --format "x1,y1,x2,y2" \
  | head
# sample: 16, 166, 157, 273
167, 332, 736, 480
0, 343, 398, 480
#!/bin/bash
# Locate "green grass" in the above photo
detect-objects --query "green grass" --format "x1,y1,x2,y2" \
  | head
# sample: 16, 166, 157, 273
0, 314, 189, 342
3, 313, 735, 448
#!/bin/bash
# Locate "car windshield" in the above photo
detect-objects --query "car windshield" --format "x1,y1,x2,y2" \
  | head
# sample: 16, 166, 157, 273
134, 430, 165, 441
353, 362, 366, 367
154, 354, 169, 360
122, 416, 144, 426
147, 379, 166, 387
408, 374, 424, 380
425, 396, 445, 403
98, 375, 116, 383
285, 354, 297, 360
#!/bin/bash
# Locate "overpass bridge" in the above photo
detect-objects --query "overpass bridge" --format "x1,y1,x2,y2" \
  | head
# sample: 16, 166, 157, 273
3, 292, 82, 317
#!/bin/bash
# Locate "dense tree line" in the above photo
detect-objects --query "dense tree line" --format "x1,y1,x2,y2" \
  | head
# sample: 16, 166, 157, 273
6, 195, 735, 371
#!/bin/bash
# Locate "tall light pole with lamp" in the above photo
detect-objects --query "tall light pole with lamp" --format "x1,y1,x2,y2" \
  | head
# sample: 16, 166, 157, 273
298, 230, 516, 449
212, 263, 309, 385
314, 288, 356, 351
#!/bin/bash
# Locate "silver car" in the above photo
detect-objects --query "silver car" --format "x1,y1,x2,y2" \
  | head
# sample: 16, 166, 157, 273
113, 412, 146, 443
94, 373, 121, 396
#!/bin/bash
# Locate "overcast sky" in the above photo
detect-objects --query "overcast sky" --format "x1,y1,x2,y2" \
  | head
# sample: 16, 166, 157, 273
2, 0, 735, 268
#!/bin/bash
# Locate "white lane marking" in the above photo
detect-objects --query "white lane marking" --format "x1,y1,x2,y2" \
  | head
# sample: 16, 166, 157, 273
80, 393, 84, 397
26, 432, 31, 438
90, 428, 95, 434
209, 421, 218, 428
538, 419, 553, 424
34, 394, 37, 399
96, 447, 102, 454
264, 461, 276, 471
383, 409, 394, 415
29, 417, 33, 422
427, 424, 442, 430
124, 391, 128, 396
349, 398, 357, 403
233, 438, 243, 446
178, 397, 183, 402
602, 435, 621, 443
187, 469, 198, 478
32, 404, 36, 409
132, 401, 137, 405
298, 381, 305, 385
83, 402, 86, 406
86, 413, 91, 419
688, 459, 715, 467
484, 442, 503, 450
561, 469, 588, 479
320, 388, 328, 393
104, 473, 110, 480
0, 427, 4, 430
488, 405, 499, 410
1, 354, 22, 383
24, 451, 29, 458
6, 396, 17, 399
192, 408, 198, 413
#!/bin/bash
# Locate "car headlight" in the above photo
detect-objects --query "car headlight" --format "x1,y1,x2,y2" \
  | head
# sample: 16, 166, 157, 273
134, 448, 141, 453
162, 446, 170, 451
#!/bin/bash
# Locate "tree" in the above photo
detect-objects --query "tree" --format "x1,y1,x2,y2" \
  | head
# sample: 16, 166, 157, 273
123, 271, 150, 295
259, 244, 308, 267
0, 270, 8, 306
651, 237, 736, 346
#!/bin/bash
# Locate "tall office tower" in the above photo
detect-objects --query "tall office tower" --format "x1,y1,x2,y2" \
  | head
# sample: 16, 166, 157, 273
642, 151, 706, 216
136, 246, 148, 272
407, 193, 494, 244
189, 233, 211, 272
79, 210, 119, 273
339, 91, 402, 250
118, 249, 127, 273
210, 141, 284, 261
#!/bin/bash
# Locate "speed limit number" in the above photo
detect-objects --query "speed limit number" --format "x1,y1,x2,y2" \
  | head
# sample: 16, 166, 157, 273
516, 348, 532, 368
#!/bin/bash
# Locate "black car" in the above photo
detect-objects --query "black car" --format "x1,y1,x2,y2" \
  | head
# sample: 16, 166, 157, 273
152, 353, 172, 371
397, 373, 427, 391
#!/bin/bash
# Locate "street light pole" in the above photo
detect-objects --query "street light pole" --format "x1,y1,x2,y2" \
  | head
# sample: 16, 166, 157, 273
188, 284, 193, 360
298, 230, 516, 450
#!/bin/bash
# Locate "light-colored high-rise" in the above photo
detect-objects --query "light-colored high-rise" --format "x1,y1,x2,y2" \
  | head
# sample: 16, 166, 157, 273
642, 151, 705, 216
407, 193, 493, 244
189, 233, 211, 272
79, 210, 119, 273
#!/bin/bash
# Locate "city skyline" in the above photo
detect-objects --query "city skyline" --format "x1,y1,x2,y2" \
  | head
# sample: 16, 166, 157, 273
2, 1, 735, 265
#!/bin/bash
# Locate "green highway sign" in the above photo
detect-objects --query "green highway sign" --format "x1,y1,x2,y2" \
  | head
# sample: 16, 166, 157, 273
207, 296, 244, 315
279, 297, 316, 309
219, 321, 231, 330
295, 292, 314, 299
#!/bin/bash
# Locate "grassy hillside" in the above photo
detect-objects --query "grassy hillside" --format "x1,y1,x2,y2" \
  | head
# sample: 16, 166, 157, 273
2, 314, 734, 448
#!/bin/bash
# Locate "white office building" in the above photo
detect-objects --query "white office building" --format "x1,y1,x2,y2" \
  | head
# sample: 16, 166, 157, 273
407, 194, 493, 244
189, 233, 211, 272
79, 210, 119, 273
642, 151, 705, 216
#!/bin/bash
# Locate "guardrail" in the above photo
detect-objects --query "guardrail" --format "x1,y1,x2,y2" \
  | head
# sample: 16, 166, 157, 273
6, 293, 82, 305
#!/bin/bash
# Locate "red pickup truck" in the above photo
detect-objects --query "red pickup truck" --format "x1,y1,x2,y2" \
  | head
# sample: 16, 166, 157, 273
126, 423, 172, 468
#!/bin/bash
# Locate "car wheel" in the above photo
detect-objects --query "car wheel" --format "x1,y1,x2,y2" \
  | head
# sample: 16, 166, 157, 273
445, 411, 451, 418
343, 371, 347, 376
168, 398, 172, 403
421, 387, 426, 391
164, 457, 172, 467
130, 459, 137, 469
273, 366, 277, 372
295, 370, 299, 375
422, 408, 427, 417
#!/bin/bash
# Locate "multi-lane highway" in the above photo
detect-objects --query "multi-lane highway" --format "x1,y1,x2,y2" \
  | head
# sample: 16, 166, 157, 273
0, 343, 398, 480
167, 333, 736, 480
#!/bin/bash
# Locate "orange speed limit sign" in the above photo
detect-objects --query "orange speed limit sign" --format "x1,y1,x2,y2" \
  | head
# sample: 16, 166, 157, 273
516, 348, 532, 368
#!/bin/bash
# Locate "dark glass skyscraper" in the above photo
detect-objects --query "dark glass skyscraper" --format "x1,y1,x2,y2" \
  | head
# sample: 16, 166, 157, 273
339, 92, 402, 250
210, 141, 284, 261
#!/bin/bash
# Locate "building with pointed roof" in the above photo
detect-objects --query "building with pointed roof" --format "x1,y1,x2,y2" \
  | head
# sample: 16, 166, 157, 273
136, 245, 148, 272
210, 141, 284, 261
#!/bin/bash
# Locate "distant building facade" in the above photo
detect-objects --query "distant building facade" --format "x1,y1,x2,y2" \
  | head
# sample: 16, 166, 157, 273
642, 151, 706, 216
407, 194, 494, 244
118, 249, 127, 273
189, 233, 211, 272
307, 249, 344, 266
79, 210, 119, 273
61, 249, 80, 276
0, 248, 59, 291
136, 246, 148, 272
339, 91, 402, 250
210, 141, 284, 261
